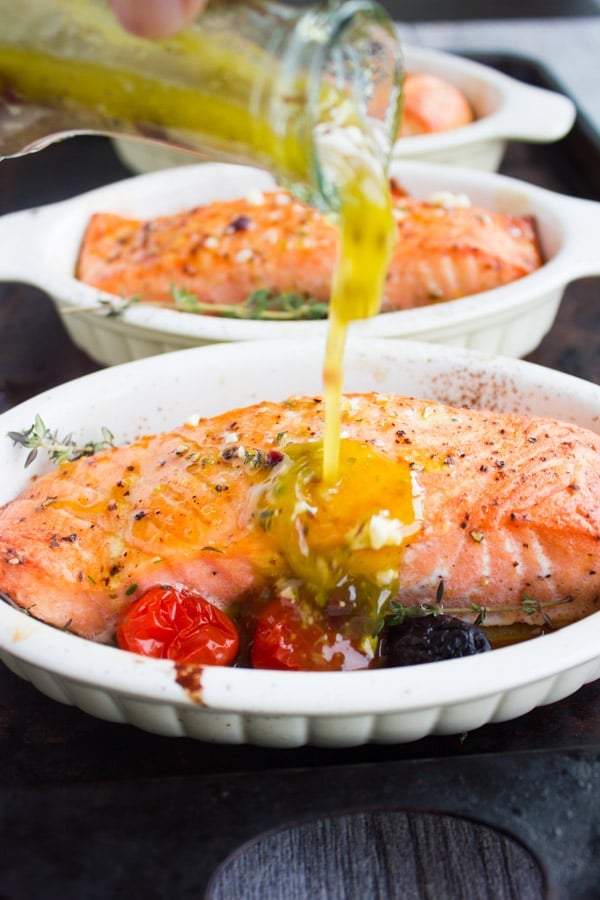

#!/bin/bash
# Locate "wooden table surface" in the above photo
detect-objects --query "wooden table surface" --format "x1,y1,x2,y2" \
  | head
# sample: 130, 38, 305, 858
0, 55, 598, 899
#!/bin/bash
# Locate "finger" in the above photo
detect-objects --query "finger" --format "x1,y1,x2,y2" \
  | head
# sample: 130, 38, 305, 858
109, 0, 209, 39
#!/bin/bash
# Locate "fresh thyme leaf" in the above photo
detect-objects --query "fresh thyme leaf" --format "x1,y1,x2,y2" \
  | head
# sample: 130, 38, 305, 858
473, 607, 486, 627
380, 599, 441, 629
257, 509, 275, 531
378, 589, 572, 632
435, 579, 444, 606
9, 415, 115, 468
171, 283, 328, 320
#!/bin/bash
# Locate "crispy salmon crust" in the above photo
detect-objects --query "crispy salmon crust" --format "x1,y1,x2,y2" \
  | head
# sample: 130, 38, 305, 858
0, 393, 598, 643
76, 190, 542, 313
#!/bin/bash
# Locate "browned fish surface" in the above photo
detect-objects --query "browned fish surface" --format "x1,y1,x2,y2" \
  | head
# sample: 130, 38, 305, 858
76, 189, 542, 314
0, 393, 597, 645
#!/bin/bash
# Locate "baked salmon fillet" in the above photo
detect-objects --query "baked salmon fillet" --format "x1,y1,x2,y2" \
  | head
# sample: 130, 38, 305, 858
0, 393, 597, 645
76, 188, 542, 313
399, 73, 475, 136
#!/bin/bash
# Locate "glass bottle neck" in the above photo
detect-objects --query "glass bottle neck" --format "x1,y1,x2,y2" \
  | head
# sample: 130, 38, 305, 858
251, 0, 403, 208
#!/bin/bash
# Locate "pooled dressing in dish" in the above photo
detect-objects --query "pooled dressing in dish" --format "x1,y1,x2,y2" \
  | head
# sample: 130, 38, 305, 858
256, 439, 423, 596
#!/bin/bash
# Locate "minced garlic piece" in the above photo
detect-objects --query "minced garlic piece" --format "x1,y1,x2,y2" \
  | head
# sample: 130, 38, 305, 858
245, 189, 265, 206
427, 191, 471, 209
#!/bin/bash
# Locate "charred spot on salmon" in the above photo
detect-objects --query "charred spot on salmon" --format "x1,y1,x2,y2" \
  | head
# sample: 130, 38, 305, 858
378, 614, 492, 666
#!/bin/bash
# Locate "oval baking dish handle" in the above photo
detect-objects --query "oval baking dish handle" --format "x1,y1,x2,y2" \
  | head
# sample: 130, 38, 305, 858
496, 79, 576, 143
553, 192, 600, 279
0, 205, 52, 284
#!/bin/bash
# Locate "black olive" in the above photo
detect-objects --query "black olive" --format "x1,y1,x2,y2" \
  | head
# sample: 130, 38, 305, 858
226, 214, 252, 233
378, 614, 491, 667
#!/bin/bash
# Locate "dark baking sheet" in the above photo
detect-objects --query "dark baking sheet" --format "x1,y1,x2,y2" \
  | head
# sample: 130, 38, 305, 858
473, 53, 600, 387
2, 748, 599, 900
0, 53, 599, 900
469, 51, 600, 201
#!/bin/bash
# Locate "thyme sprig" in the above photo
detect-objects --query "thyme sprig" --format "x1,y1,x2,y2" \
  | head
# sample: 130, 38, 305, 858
66, 284, 329, 321
62, 294, 141, 317
379, 580, 572, 631
8, 414, 114, 467
171, 284, 328, 320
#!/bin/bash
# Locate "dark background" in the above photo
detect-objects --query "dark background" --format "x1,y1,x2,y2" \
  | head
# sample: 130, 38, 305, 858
286, 0, 600, 19
391, 0, 600, 19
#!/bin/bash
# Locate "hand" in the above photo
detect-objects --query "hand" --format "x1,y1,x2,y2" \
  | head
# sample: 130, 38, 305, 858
108, 0, 209, 38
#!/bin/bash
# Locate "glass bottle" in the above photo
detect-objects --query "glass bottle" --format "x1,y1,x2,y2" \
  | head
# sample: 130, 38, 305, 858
0, 0, 403, 210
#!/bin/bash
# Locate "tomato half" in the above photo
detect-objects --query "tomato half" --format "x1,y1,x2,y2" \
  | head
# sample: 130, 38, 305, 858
117, 585, 239, 666
250, 596, 371, 671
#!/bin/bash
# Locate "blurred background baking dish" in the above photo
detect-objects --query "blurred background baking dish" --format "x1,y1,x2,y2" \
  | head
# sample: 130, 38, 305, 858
112, 45, 575, 175
0, 159, 598, 365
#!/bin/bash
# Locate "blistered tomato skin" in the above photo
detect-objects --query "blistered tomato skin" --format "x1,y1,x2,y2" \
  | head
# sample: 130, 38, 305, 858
250, 596, 371, 671
117, 585, 239, 666
378, 614, 491, 667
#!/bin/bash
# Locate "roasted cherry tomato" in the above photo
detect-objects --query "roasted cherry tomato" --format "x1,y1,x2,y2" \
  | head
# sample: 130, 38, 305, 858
117, 585, 239, 666
250, 596, 370, 671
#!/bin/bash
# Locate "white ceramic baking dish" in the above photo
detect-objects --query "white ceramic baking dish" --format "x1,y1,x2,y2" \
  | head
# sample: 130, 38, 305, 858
0, 338, 598, 747
112, 44, 576, 174
0, 160, 598, 366
392, 45, 576, 170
